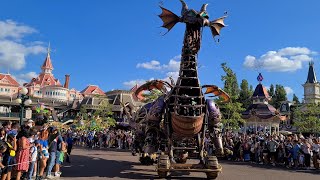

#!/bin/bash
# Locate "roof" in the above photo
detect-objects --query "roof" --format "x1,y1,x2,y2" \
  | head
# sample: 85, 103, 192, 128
105, 89, 132, 95
80, 97, 109, 106
252, 84, 270, 99
306, 61, 317, 83
25, 73, 62, 87
41, 53, 54, 70
242, 103, 278, 120
81, 85, 105, 96
0, 73, 20, 87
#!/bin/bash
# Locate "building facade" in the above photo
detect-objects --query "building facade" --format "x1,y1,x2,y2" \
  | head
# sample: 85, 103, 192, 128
0, 73, 20, 99
24, 49, 83, 103
303, 61, 320, 104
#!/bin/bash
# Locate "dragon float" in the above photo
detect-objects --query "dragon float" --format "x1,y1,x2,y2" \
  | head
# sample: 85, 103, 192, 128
123, 0, 229, 179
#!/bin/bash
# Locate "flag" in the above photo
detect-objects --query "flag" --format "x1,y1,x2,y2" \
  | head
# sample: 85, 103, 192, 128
257, 73, 263, 82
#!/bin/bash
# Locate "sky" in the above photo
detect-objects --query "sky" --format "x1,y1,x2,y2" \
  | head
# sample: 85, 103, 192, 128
0, 0, 320, 101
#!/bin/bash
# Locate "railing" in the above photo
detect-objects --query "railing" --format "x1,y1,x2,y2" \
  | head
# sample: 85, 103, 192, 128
0, 112, 20, 118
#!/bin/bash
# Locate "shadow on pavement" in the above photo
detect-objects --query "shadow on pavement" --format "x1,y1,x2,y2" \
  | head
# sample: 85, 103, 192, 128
219, 160, 320, 175
61, 154, 209, 179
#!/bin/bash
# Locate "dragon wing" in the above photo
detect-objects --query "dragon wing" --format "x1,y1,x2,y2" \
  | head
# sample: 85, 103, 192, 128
135, 80, 173, 101
210, 16, 227, 38
159, 6, 180, 32
202, 85, 230, 103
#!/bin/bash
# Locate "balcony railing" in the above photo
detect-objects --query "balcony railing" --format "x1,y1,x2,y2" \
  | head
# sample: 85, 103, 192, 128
0, 112, 20, 118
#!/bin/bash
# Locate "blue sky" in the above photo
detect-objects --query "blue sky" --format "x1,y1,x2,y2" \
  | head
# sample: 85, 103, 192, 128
0, 0, 320, 101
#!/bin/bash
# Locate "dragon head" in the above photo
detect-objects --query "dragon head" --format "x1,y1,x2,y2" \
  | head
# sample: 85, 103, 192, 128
180, 1, 210, 26
159, 0, 226, 38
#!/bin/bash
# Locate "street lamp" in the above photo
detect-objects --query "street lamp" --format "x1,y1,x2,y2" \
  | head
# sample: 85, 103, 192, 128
16, 87, 32, 125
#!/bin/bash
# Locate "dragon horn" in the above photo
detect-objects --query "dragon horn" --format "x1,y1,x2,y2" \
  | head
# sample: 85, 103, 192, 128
200, 4, 208, 12
180, 0, 188, 15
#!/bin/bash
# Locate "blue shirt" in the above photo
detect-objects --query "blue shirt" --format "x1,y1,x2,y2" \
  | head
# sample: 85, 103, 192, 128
293, 144, 300, 159
66, 137, 73, 146
39, 139, 48, 148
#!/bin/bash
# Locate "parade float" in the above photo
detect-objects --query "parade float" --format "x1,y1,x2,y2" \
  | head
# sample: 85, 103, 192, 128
123, 1, 230, 179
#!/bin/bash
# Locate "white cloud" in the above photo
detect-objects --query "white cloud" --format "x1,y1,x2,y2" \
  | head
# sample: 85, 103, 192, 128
136, 55, 181, 72
0, 20, 46, 71
136, 60, 161, 70
277, 47, 313, 56
13, 71, 38, 85
127, 55, 182, 88
284, 86, 294, 95
243, 47, 316, 72
162, 55, 181, 71
0, 20, 36, 40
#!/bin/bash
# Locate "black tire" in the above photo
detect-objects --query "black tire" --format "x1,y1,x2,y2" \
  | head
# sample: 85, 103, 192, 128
157, 171, 168, 178
206, 172, 218, 180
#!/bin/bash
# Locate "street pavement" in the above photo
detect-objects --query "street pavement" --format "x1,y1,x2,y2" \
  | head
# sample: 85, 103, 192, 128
61, 147, 319, 180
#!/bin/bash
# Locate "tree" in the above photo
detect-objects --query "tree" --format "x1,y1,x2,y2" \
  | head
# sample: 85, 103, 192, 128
292, 94, 300, 103
79, 106, 88, 120
93, 99, 116, 127
219, 63, 245, 130
221, 63, 240, 99
238, 79, 253, 109
268, 84, 275, 105
293, 103, 320, 133
221, 102, 245, 130
273, 84, 287, 109
142, 89, 163, 103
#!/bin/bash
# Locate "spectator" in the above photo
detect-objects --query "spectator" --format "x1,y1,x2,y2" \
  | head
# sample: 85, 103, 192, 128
1, 134, 16, 180
15, 128, 31, 180
66, 134, 73, 163
27, 140, 39, 180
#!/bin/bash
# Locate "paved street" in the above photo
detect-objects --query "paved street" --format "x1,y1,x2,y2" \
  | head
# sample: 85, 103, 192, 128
61, 148, 319, 180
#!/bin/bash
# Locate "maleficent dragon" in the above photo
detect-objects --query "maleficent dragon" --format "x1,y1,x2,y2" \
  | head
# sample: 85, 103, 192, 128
122, 0, 229, 179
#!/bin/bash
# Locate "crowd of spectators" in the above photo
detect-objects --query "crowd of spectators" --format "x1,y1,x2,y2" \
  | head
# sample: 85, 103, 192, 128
72, 129, 134, 150
0, 120, 73, 180
205, 131, 320, 170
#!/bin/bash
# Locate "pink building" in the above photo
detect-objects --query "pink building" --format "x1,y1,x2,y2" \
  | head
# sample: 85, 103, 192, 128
24, 49, 83, 102
0, 73, 20, 98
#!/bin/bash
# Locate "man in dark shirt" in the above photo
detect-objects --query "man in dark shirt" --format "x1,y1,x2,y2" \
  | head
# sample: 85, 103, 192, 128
46, 127, 63, 178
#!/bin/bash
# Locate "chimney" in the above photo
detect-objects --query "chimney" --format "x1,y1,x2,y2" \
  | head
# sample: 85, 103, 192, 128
64, 74, 70, 89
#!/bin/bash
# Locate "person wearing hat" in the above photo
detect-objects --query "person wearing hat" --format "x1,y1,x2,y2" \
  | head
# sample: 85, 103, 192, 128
27, 119, 34, 128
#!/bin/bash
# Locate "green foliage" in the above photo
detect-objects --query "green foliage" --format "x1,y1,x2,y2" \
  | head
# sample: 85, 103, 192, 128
79, 106, 88, 120
221, 63, 240, 100
219, 63, 244, 130
293, 103, 320, 133
93, 99, 115, 127
292, 94, 300, 103
220, 102, 245, 130
238, 79, 253, 109
142, 89, 163, 103
273, 84, 287, 109
268, 84, 287, 108
268, 84, 275, 97
268, 84, 275, 105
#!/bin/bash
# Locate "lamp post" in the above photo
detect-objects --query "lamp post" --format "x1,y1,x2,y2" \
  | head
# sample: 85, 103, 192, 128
15, 87, 32, 126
